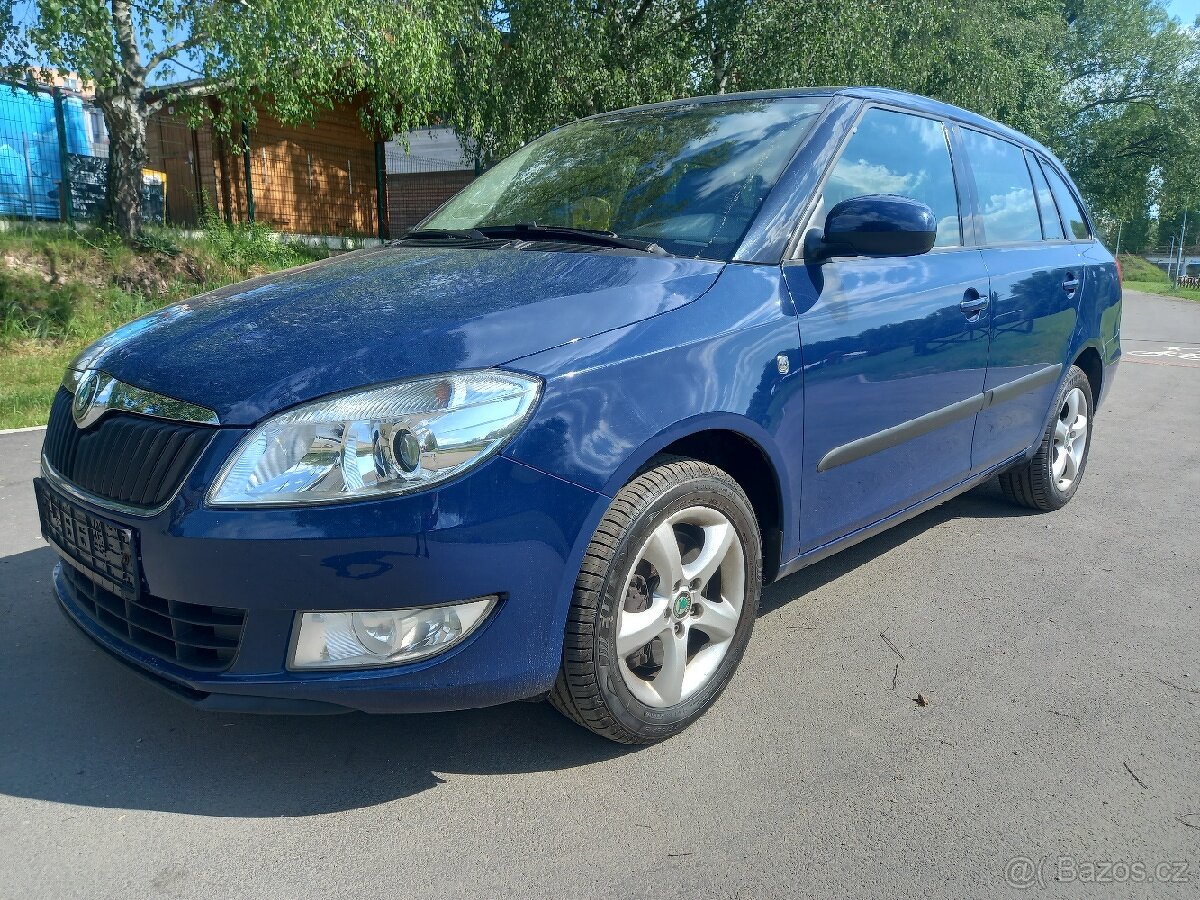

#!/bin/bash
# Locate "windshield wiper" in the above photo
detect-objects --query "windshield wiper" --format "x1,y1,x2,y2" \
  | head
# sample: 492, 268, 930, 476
475, 223, 666, 255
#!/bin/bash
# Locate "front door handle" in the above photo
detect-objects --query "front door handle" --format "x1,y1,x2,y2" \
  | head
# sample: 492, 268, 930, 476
1062, 274, 1080, 295
960, 288, 989, 317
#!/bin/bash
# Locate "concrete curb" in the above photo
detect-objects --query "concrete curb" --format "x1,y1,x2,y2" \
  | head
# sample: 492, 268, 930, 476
0, 425, 47, 435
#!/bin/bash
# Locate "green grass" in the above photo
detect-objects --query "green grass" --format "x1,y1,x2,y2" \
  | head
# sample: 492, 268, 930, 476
1118, 253, 1168, 283
0, 340, 80, 428
1118, 253, 1200, 302
0, 221, 327, 429
1124, 279, 1200, 301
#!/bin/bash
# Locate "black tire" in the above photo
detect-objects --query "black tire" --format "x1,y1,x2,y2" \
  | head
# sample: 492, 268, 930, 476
998, 364, 1094, 512
549, 456, 762, 744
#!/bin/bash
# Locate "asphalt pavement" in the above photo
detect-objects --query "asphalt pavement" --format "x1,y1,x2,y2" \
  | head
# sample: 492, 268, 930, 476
0, 289, 1197, 899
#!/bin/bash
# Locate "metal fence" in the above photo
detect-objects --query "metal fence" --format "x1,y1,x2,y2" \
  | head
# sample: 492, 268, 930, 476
1145, 250, 1199, 282
143, 112, 198, 227
0, 79, 175, 227
218, 112, 385, 237
382, 136, 476, 233
1, 81, 92, 222
386, 151, 469, 174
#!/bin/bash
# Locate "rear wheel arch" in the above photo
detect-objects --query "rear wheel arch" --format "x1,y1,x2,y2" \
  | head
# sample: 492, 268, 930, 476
1000, 364, 1093, 511
1073, 345, 1103, 411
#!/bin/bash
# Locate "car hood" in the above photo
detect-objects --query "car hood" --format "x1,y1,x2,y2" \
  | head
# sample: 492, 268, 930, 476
90, 245, 723, 425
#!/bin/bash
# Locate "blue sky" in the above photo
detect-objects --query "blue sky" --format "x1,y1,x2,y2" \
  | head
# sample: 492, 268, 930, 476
10, 0, 192, 84
1170, 0, 1200, 23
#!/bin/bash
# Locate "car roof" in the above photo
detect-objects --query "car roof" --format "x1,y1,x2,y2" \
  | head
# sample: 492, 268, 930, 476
605, 86, 1058, 164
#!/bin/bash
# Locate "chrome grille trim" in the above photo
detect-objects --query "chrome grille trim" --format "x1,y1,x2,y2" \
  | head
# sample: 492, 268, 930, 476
41, 386, 218, 517
64, 368, 220, 428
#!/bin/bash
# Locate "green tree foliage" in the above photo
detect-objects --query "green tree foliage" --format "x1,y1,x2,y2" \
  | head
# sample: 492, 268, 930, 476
460, 0, 1070, 160
1052, 0, 1200, 227
457, 0, 696, 162
1116, 213, 1155, 253
2, 0, 495, 240
3, 0, 1196, 244
458, 0, 1199, 236
727, 0, 1066, 137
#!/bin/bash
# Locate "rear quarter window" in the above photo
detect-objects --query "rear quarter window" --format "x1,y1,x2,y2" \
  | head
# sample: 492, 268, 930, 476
1026, 153, 1065, 240
1041, 162, 1091, 240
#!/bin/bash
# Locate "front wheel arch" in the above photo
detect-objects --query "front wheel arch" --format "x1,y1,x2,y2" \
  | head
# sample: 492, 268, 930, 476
550, 456, 763, 743
656, 429, 785, 582
600, 417, 790, 582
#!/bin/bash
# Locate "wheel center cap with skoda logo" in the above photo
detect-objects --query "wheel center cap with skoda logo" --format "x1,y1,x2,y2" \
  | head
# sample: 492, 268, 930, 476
674, 590, 692, 619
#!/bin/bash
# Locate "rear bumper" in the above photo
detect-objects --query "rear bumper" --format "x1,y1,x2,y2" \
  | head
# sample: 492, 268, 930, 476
43, 451, 607, 714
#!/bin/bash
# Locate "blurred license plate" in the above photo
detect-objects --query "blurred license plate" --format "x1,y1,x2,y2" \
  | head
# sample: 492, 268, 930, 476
34, 478, 139, 601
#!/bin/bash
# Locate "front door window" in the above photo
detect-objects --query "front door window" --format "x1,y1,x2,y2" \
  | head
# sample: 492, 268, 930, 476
820, 107, 963, 248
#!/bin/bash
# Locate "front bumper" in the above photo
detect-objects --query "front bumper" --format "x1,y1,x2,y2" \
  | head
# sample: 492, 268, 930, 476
42, 439, 606, 714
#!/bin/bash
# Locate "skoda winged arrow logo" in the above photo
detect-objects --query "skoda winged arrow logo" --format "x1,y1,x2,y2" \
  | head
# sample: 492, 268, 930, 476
71, 369, 114, 429
674, 590, 692, 619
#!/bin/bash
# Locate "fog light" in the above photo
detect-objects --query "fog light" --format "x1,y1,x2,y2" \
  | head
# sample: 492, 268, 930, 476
289, 597, 497, 669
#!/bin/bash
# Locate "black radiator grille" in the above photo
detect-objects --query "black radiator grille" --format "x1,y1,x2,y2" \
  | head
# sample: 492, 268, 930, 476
43, 388, 215, 510
61, 563, 246, 671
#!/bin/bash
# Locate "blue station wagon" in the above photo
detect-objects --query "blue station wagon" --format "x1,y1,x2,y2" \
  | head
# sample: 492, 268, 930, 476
35, 88, 1120, 743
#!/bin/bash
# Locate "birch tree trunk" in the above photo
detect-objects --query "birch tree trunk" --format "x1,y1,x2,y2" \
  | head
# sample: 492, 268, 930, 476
100, 0, 150, 241
99, 91, 149, 240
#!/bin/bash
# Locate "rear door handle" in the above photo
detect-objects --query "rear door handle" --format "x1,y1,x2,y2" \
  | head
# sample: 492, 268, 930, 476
1062, 274, 1080, 295
960, 288, 989, 316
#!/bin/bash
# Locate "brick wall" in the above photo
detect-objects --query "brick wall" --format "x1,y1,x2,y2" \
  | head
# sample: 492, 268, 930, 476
387, 170, 475, 234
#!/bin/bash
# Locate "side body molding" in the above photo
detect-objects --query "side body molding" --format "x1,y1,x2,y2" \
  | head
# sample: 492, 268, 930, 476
816, 364, 1062, 472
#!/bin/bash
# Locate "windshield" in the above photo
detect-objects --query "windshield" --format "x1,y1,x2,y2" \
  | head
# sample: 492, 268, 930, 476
424, 98, 827, 260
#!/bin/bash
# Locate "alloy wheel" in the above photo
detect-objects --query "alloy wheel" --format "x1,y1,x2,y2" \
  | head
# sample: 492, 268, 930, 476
615, 506, 746, 708
1051, 386, 1088, 491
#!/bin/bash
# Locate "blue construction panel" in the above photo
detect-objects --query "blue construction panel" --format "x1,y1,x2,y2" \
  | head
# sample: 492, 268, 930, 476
61, 95, 90, 156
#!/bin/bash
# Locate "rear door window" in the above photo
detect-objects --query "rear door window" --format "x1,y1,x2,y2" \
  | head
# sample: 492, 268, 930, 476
1040, 163, 1091, 240
1026, 153, 1065, 240
960, 129, 1042, 244
821, 107, 962, 248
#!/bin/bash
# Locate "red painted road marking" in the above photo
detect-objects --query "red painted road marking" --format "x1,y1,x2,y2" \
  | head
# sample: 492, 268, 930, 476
1124, 356, 1200, 369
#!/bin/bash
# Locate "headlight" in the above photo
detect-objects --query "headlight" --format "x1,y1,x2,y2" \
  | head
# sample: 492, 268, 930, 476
289, 597, 497, 669
208, 370, 541, 506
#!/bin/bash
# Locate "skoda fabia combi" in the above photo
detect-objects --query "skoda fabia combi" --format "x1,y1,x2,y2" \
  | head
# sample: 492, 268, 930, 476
36, 87, 1120, 743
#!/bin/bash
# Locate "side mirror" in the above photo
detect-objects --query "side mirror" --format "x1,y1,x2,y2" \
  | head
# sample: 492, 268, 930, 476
817, 194, 937, 260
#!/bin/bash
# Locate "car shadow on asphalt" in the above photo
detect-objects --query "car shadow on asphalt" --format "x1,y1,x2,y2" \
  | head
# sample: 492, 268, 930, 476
0, 481, 1032, 818
759, 478, 1037, 616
